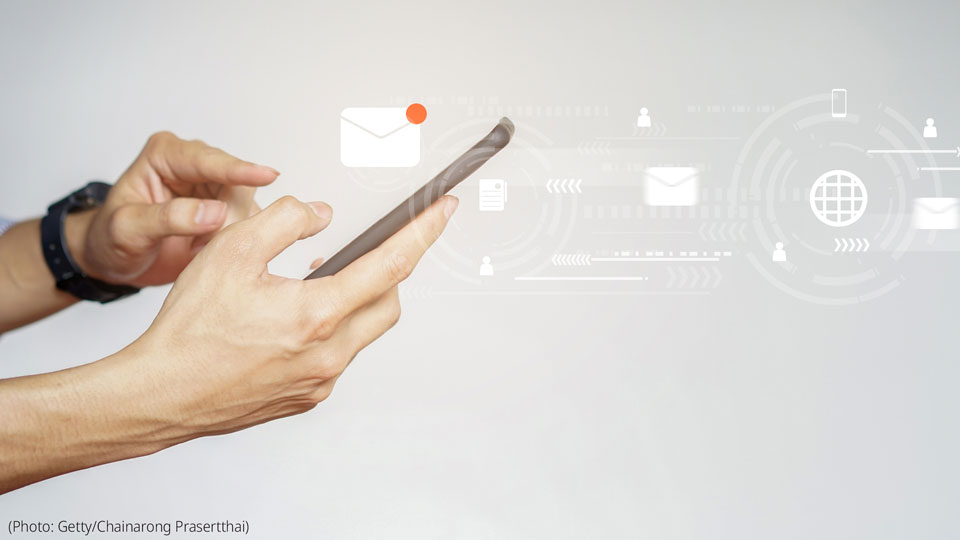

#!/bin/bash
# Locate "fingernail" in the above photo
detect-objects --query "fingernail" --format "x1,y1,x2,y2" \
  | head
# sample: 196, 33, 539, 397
255, 164, 280, 176
443, 196, 459, 219
195, 201, 226, 225
309, 202, 333, 220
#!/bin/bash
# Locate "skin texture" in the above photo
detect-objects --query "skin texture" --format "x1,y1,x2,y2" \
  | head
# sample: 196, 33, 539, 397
0, 131, 275, 332
0, 133, 458, 494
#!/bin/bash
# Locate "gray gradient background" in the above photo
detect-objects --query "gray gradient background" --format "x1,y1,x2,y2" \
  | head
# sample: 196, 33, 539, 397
1, 1, 958, 538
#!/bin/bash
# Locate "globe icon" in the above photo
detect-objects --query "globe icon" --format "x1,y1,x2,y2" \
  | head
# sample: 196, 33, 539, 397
809, 170, 868, 227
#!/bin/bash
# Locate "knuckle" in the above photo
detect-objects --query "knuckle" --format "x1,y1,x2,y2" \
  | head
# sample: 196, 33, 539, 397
297, 400, 321, 413
157, 201, 175, 229
274, 333, 305, 361
312, 316, 338, 341
385, 252, 415, 284
310, 385, 334, 404
310, 319, 337, 341
274, 195, 301, 212
385, 297, 402, 327
146, 130, 176, 151
313, 355, 344, 381
303, 303, 341, 342
271, 196, 310, 227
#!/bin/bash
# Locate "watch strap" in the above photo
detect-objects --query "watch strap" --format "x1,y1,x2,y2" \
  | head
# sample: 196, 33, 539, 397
41, 182, 140, 304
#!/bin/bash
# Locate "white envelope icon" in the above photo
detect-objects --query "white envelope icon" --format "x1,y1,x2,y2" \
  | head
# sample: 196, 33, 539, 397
912, 197, 960, 230
643, 167, 699, 206
340, 107, 420, 167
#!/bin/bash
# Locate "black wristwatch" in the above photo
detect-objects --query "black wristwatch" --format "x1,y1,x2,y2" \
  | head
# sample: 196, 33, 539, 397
40, 181, 141, 304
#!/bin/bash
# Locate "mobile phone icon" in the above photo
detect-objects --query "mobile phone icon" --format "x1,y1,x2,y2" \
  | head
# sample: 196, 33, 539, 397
832, 89, 847, 118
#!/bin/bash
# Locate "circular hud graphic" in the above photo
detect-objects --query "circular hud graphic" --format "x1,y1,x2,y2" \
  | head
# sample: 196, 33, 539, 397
422, 119, 578, 285
732, 94, 943, 305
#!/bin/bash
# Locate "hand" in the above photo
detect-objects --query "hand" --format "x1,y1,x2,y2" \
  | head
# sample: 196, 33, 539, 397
119, 194, 458, 439
70, 131, 279, 287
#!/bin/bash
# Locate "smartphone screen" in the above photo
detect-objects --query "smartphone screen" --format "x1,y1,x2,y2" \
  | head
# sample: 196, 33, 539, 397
831, 89, 847, 118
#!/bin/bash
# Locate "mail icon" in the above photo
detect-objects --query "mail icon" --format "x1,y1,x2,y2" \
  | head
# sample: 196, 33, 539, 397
912, 197, 960, 230
340, 107, 420, 167
643, 167, 699, 206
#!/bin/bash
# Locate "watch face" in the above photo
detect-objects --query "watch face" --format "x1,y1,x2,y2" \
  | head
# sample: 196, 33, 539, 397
76, 196, 98, 209
71, 182, 111, 210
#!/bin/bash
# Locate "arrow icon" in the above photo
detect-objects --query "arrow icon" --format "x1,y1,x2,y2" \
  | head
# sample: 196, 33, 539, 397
834, 238, 870, 252
546, 178, 583, 194
551, 253, 592, 266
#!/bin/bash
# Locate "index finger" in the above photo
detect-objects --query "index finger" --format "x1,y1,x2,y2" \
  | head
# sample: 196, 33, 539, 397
313, 195, 458, 315
143, 131, 279, 188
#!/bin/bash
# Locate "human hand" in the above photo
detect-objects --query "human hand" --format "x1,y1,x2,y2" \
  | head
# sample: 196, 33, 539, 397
119, 194, 457, 440
68, 131, 278, 287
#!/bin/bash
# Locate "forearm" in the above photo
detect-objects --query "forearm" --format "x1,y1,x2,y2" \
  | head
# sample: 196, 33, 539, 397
0, 211, 95, 332
0, 344, 191, 494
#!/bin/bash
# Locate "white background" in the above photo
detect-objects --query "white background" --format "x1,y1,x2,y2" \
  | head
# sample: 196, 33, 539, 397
1, 1, 959, 538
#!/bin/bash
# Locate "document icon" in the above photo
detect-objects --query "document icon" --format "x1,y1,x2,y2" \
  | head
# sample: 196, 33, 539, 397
340, 106, 422, 167
643, 167, 699, 206
478, 179, 507, 211
912, 197, 960, 230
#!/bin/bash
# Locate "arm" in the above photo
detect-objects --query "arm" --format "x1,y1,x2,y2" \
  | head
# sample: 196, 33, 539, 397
0, 194, 458, 494
0, 346, 181, 492
0, 211, 102, 332
0, 131, 276, 334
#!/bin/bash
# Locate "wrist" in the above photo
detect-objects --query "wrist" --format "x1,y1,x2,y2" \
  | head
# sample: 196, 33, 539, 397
0, 345, 182, 493
95, 342, 197, 449
43, 182, 139, 302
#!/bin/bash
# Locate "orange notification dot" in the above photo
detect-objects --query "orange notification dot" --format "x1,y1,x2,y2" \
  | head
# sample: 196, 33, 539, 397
406, 103, 427, 124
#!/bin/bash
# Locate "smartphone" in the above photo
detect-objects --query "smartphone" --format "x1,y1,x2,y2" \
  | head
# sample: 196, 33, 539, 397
304, 117, 515, 280
831, 89, 847, 118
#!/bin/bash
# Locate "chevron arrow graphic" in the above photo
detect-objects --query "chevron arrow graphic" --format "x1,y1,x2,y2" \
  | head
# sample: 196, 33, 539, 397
834, 238, 871, 253
551, 253, 592, 266
677, 267, 688, 288
546, 178, 584, 195
699, 267, 710, 288
689, 267, 701, 288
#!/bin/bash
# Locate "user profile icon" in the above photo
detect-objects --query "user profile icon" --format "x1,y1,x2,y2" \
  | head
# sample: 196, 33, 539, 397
479, 256, 494, 276
772, 242, 787, 262
636, 107, 652, 128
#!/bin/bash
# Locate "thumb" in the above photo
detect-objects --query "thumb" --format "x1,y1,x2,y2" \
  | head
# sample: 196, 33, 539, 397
112, 198, 227, 249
